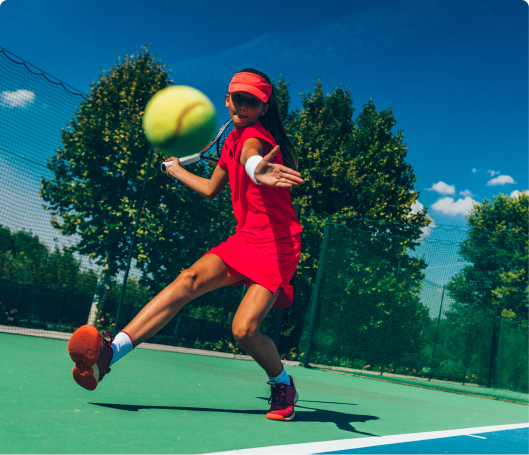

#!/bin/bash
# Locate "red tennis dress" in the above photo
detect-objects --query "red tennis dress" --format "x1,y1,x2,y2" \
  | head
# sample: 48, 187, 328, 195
205, 121, 302, 308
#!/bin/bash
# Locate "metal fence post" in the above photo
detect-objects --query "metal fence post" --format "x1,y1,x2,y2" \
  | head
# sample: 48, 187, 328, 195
487, 309, 501, 388
494, 316, 505, 387
380, 260, 401, 375
302, 222, 332, 368
113, 144, 154, 335
461, 302, 476, 386
428, 286, 445, 381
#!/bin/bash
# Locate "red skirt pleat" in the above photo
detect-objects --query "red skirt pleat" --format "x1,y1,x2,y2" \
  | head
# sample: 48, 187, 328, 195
205, 233, 301, 308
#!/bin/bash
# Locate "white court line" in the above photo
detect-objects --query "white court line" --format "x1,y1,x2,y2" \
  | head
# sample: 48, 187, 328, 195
466, 434, 487, 439
204, 423, 529, 455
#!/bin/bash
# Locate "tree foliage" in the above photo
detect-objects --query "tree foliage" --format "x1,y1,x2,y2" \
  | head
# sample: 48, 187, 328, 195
40, 47, 237, 297
41, 47, 174, 276
446, 193, 528, 320
301, 223, 430, 367
0, 225, 97, 295
0, 225, 150, 328
40, 60, 432, 353
428, 193, 529, 390
272, 79, 431, 358
288, 79, 425, 224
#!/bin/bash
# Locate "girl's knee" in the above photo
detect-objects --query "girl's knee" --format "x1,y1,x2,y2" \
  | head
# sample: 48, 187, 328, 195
232, 321, 258, 343
177, 268, 199, 291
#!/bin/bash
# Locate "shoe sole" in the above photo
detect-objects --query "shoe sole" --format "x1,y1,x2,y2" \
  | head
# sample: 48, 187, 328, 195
68, 325, 100, 391
266, 392, 299, 421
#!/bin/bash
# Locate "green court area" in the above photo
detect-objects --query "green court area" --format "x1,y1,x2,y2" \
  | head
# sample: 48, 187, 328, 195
1, 333, 527, 454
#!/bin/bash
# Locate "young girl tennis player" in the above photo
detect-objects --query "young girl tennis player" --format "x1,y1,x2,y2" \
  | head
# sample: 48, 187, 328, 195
67, 69, 304, 421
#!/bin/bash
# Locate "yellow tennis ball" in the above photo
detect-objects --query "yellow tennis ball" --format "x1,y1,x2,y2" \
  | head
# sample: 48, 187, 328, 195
143, 86, 216, 157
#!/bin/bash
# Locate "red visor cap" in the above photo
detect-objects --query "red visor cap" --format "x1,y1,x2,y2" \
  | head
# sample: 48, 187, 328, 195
229, 72, 272, 103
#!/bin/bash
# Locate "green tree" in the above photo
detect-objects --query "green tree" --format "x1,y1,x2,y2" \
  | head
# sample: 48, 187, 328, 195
446, 192, 528, 320
274, 75, 297, 125
289, 80, 425, 224
0, 227, 46, 287
435, 193, 529, 388
41, 47, 238, 325
0, 225, 98, 295
41, 47, 172, 278
274, 79, 430, 359
300, 222, 430, 368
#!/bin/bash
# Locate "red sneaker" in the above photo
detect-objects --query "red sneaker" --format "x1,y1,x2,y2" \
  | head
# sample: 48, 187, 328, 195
67, 325, 114, 391
266, 376, 299, 421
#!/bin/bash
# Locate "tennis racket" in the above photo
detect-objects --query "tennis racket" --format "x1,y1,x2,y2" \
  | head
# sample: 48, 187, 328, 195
160, 119, 233, 173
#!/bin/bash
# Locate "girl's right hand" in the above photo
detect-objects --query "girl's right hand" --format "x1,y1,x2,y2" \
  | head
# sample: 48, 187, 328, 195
164, 157, 181, 178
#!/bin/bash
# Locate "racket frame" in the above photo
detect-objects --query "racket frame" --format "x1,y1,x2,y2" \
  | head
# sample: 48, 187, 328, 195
160, 119, 233, 173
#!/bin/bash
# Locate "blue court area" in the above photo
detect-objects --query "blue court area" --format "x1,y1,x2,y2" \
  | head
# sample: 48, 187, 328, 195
211, 425, 528, 454
317, 427, 529, 454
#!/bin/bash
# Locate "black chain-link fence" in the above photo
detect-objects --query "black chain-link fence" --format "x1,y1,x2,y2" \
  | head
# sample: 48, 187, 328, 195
1, 47, 527, 403
290, 221, 527, 403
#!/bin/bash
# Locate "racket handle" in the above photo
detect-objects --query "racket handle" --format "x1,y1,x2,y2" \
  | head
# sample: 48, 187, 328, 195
160, 161, 173, 173
160, 153, 202, 173
179, 154, 201, 167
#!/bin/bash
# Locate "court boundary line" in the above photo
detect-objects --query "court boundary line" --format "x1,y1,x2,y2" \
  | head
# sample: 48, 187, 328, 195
204, 423, 529, 454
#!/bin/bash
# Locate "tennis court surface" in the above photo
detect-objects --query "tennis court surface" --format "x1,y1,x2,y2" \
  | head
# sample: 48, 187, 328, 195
1, 332, 527, 454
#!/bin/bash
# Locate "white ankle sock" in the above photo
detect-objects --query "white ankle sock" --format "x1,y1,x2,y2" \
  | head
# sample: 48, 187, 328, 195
268, 366, 291, 385
109, 331, 134, 366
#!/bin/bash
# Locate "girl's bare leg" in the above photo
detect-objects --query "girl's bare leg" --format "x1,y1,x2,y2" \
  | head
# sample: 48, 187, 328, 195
123, 254, 244, 346
231, 284, 283, 377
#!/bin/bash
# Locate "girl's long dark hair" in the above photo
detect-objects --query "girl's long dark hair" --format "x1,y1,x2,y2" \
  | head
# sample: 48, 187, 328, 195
235, 68, 299, 171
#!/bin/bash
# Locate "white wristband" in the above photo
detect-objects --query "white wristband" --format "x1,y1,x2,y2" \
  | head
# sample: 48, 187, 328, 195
245, 155, 263, 185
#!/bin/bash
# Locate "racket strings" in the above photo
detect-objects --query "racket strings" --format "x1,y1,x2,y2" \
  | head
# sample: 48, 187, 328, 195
160, 120, 234, 173
216, 125, 233, 159
200, 120, 233, 171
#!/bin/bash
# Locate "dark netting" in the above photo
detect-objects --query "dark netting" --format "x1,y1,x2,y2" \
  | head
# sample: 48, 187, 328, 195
286, 220, 528, 403
0, 47, 527, 403
0, 48, 97, 333
0, 47, 246, 352
0, 47, 271, 356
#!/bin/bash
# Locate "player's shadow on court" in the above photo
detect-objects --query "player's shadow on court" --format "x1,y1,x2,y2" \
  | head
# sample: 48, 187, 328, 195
257, 397, 379, 435
90, 401, 379, 436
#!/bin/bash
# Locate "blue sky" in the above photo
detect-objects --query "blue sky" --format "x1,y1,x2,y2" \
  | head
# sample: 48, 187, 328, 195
0, 0, 527, 232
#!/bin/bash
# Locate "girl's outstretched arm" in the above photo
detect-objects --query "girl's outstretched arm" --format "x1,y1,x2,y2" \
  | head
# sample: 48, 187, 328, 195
240, 138, 304, 188
164, 157, 229, 200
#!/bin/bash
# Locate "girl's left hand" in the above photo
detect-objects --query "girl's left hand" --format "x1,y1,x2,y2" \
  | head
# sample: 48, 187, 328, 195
254, 146, 304, 187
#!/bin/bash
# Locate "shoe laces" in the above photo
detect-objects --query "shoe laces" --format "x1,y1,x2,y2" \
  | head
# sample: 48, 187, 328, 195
267, 381, 289, 407
102, 329, 115, 344
99, 330, 115, 363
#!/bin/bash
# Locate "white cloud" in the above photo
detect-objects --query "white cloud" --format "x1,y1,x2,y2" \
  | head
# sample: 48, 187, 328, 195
431, 197, 479, 216
427, 181, 456, 195
410, 200, 424, 214
487, 170, 500, 177
407, 196, 436, 238
510, 190, 529, 198
0, 89, 36, 108
459, 189, 474, 197
486, 175, 516, 186
420, 215, 437, 238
